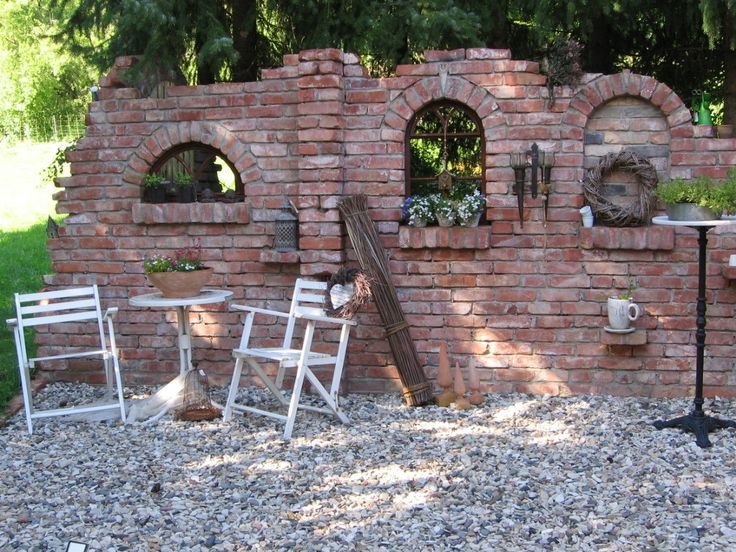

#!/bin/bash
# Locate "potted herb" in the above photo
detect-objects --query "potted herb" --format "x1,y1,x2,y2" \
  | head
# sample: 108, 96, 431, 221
142, 173, 166, 203
606, 279, 641, 332
143, 245, 213, 298
173, 172, 195, 203
432, 194, 456, 227
402, 195, 435, 227
455, 189, 486, 227
655, 173, 736, 220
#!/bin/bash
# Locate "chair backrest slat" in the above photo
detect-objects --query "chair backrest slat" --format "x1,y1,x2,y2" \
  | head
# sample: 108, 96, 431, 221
19, 298, 98, 316
16, 286, 96, 302
283, 279, 328, 349
20, 310, 99, 327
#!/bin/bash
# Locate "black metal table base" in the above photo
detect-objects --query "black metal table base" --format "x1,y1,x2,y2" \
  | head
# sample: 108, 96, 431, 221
654, 412, 736, 448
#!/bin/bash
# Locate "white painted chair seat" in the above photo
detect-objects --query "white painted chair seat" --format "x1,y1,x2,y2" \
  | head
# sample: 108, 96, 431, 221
224, 278, 356, 440
6, 285, 126, 434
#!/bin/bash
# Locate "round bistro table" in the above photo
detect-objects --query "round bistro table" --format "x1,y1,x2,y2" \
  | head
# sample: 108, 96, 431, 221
129, 289, 233, 375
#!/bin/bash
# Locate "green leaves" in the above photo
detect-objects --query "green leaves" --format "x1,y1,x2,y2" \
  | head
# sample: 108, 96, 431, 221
656, 172, 736, 215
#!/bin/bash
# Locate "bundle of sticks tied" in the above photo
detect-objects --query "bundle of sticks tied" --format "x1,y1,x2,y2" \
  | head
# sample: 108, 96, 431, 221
338, 194, 433, 406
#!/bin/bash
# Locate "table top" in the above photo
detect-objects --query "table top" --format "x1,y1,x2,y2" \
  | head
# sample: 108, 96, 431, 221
129, 288, 233, 308
652, 215, 736, 228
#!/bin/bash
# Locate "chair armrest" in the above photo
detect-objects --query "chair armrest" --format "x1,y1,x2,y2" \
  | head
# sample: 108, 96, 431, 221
6, 317, 17, 327
294, 311, 357, 326
231, 304, 291, 318
103, 307, 119, 320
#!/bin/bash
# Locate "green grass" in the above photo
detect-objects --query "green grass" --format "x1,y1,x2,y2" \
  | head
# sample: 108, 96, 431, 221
0, 141, 61, 413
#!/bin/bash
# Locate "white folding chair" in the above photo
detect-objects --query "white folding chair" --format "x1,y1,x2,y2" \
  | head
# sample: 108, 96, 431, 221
224, 278, 356, 440
6, 285, 126, 434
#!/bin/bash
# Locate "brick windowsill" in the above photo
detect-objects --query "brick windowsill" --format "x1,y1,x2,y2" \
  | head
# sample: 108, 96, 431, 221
580, 226, 675, 250
398, 225, 493, 249
132, 202, 250, 224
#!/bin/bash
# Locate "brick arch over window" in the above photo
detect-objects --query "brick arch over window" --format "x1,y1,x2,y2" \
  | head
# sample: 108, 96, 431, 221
125, 122, 258, 185
562, 71, 693, 154
382, 75, 504, 144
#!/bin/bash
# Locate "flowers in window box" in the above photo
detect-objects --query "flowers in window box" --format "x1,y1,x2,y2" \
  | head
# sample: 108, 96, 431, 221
402, 195, 435, 226
456, 189, 486, 225
432, 194, 456, 226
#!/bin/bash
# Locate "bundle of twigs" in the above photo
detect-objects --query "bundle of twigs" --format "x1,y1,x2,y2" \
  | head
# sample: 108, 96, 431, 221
338, 195, 433, 406
582, 150, 658, 227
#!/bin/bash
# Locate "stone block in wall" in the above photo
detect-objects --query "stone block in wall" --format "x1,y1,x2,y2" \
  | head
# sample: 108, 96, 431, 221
579, 226, 675, 250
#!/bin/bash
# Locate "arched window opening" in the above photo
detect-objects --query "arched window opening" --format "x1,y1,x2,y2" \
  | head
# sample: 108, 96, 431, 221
146, 143, 243, 202
406, 101, 484, 200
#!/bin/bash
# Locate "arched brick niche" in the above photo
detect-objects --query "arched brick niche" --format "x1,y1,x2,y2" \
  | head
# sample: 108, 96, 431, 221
127, 122, 259, 224
563, 71, 691, 152
126, 122, 259, 188
584, 97, 671, 202
562, 71, 689, 226
584, 98, 670, 176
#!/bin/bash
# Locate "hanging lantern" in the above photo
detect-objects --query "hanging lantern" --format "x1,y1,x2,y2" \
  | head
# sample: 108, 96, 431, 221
274, 197, 299, 251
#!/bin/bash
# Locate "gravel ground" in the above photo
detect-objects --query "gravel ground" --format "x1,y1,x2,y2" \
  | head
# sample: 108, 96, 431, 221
2, 383, 736, 551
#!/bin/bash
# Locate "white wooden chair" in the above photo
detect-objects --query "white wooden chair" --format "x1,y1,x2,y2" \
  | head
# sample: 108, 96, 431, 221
223, 278, 356, 440
6, 285, 126, 434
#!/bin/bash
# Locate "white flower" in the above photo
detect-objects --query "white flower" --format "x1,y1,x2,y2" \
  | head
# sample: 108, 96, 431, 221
456, 190, 485, 221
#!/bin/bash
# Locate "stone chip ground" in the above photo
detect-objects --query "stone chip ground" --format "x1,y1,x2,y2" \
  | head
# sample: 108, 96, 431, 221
1, 383, 736, 551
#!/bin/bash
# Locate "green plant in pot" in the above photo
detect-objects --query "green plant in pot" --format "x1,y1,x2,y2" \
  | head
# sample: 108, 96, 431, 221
173, 172, 195, 203
607, 278, 641, 332
655, 173, 736, 220
142, 173, 166, 203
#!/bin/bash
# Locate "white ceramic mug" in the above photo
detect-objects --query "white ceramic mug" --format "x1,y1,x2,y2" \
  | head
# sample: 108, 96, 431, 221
607, 297, 641, 329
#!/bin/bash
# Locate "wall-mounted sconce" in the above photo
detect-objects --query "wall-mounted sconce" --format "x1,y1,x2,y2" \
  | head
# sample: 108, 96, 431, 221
509, 143, 555, 226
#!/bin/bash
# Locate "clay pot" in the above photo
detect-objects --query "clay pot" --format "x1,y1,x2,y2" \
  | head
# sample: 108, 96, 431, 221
147, 268, 213, 298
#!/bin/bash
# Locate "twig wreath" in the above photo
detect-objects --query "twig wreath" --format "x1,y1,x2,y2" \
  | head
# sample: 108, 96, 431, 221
324, 267, 372, 319
582, 150, 658, 227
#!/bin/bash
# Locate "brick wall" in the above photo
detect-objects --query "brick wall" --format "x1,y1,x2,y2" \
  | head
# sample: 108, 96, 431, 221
45, 49, 736, 399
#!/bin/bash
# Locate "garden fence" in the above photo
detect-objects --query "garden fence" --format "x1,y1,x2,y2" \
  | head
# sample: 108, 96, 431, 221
0, 110, 85, 143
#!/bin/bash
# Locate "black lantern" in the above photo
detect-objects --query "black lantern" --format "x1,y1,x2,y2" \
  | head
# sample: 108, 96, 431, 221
274, 197, 299, 251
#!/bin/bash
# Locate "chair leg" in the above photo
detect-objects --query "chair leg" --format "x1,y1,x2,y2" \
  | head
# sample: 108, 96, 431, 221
224, 357, 245, 421
283, 322, 316, 440
275, 362, 286, 390
112, 354, 126, 423
103, 355, 114, 398
283, 363, 307, 441
19, 363, 34, 435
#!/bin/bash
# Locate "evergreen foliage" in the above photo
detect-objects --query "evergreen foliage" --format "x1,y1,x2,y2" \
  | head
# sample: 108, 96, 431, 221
6, 1, 736, 131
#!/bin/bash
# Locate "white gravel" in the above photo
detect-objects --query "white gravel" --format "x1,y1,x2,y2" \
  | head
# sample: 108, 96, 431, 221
2, 383, 736, 551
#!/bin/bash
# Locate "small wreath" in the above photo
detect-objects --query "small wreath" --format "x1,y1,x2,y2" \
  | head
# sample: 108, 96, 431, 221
324, 268, 372, 319
582, 150, 658, 227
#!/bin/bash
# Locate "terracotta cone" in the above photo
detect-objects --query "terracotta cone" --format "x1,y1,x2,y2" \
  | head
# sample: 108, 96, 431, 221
435, 342, 456, 407
453, 361, 471, 410
467, 357, 484, 405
